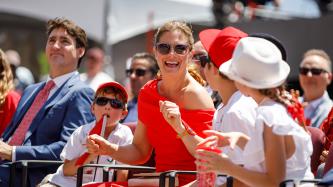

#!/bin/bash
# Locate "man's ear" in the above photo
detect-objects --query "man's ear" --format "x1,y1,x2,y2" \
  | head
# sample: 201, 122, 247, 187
326, 72, 332, 85
77, 47, 85, 59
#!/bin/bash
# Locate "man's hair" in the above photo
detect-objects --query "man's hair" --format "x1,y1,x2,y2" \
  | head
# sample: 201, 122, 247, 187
46, 17, 88, 67
303, 49, 332, 73
132, 52, 159, 76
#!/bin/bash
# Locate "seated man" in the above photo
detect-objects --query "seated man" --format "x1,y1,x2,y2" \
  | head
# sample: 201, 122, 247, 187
0, 18, 95, 187
40, 82, 133, 186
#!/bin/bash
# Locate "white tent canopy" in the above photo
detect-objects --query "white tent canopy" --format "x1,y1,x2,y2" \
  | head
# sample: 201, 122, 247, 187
0, 0, 213, 44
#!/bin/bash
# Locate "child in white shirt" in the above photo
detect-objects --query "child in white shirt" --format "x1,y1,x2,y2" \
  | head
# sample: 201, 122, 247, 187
40, 81, 133, 187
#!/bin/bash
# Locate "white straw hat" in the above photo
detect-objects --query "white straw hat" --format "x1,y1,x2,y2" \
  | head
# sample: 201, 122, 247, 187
219, 37, 290, 89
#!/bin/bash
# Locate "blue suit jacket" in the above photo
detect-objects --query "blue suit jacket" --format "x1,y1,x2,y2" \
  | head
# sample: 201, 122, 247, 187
305, 92, 333, 128
1, 73, 95, 186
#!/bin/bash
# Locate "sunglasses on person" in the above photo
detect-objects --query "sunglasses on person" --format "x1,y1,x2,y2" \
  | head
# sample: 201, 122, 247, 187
156, 43, 189, 55
192, 54, 211, 68
126, 68, 150, 77
299, 67, 327, 75
95, 97, 124, 109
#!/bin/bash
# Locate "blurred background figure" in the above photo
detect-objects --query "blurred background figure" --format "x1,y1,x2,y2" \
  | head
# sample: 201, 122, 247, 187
122, 52, 158, 123
80, 47, 114, 91
192, 41, 222, 108
0, 49, 20, 135
5, 49, 35, 95
299, 49, 333, 128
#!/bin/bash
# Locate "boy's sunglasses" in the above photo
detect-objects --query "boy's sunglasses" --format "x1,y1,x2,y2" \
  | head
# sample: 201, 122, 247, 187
95, 97, 124, 109
192, 54, 211, 68
156, 43, 188, 55
126, 68, 149, 77
299, 67, 327, 76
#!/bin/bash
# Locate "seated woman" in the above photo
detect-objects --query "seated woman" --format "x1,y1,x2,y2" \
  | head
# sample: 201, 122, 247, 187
85, 20, 215, 186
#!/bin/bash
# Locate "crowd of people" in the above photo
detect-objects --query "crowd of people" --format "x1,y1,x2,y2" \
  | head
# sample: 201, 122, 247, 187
0, 17, 332, 187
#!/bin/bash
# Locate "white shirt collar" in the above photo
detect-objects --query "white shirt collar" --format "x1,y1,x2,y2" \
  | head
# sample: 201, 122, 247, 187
46, 71, 78, 88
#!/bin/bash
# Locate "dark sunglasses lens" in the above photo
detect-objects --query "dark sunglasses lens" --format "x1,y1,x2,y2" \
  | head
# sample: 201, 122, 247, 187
311, 68, 323, 75
110, 99, 124, 109
96, 97, 108, 106
126, 69, 147, 77
157, 43, 170, 55
199, 55, 210, 68
174, 44, 188, 54
300, 67, 324, 75
135, 69, 147, 76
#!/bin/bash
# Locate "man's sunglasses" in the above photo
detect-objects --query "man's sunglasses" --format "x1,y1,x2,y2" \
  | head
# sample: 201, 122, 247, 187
95, 97, 124, 109
192, 54, 211, 68
299, 67, 327, 76
126, 68, 150, 77
156, 43, 188, 55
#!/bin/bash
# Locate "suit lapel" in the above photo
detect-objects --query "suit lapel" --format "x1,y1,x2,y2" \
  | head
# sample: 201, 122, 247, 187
23, 74, 79, 143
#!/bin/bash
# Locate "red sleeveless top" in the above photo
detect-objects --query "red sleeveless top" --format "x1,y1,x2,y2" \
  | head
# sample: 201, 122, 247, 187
138, 79, 215, 185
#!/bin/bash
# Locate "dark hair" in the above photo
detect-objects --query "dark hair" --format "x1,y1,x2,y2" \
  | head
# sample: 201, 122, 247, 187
46, 17, 88, 67
131, 52, 159, 76
249, 33, 287, 61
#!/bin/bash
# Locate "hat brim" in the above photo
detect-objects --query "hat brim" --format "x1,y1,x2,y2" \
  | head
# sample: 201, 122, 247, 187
96, 82, 128, 102
220, 59, 290, 89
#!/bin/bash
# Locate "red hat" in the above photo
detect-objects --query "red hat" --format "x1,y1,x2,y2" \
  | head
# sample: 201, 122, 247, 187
96, 82, 128, 102
199, 27, 248, 68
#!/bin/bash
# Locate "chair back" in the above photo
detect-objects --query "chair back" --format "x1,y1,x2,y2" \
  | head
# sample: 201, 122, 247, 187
306, 126, 325, 175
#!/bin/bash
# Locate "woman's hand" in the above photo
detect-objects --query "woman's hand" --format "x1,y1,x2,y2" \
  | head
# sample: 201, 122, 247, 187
202, 130, 249, 149
159, 100, 183, 132
86, 134, 117, 155
195, 149, 232, 174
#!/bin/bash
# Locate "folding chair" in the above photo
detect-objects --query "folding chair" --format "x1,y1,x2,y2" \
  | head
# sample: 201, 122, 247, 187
159, 170, 233, 187
279, 179, 321, 187
9, 160, 63, 187
76, 164, 155, 187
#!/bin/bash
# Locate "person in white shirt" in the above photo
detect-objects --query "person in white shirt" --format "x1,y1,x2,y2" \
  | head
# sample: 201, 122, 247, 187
198, 27, 257, 186
80, 47, 114, 91
299, 49, 333, 128
196, 37, 313, 187
40, 81, 133, 187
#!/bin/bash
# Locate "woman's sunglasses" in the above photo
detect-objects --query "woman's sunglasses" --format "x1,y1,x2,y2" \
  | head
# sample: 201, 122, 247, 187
126, 68, 149, 77
299, 67, 327, 76
156, 43, 188, 55
95, 97, 124, 109
192, 54, 211, 68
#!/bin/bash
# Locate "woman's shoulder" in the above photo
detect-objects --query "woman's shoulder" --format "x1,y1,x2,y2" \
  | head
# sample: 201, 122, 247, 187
183, 81, 214, 110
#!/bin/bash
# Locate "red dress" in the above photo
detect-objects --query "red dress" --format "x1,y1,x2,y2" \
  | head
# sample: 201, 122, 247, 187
138, 79, 215, 185
0, 90, 20, 135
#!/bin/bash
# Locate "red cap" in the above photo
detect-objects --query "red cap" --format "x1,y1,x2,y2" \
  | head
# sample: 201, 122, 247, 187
96, 82, 128, 102
199, 27, 248, 68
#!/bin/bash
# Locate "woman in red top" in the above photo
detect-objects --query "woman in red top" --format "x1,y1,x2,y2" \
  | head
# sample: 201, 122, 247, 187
0, 49, 20, 135
86, 21, 215, 186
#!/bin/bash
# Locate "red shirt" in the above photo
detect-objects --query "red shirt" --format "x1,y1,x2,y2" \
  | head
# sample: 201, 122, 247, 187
138, 79, 215, 185
0, 90, 21, 135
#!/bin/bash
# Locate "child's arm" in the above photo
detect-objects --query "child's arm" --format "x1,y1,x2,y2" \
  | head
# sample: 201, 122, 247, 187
115, 169, 129, 182
63, 154, 97, 176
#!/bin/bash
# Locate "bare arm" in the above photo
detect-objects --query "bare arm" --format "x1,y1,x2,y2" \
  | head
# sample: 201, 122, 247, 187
159, 100, 204, 156
63, 154, 97, 176
86, 120, 153, 165
116, 170, 129, 182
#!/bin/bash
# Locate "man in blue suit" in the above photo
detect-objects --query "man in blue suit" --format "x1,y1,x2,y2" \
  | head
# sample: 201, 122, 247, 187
0, 17, 95, 186
299, 49, 333, 128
